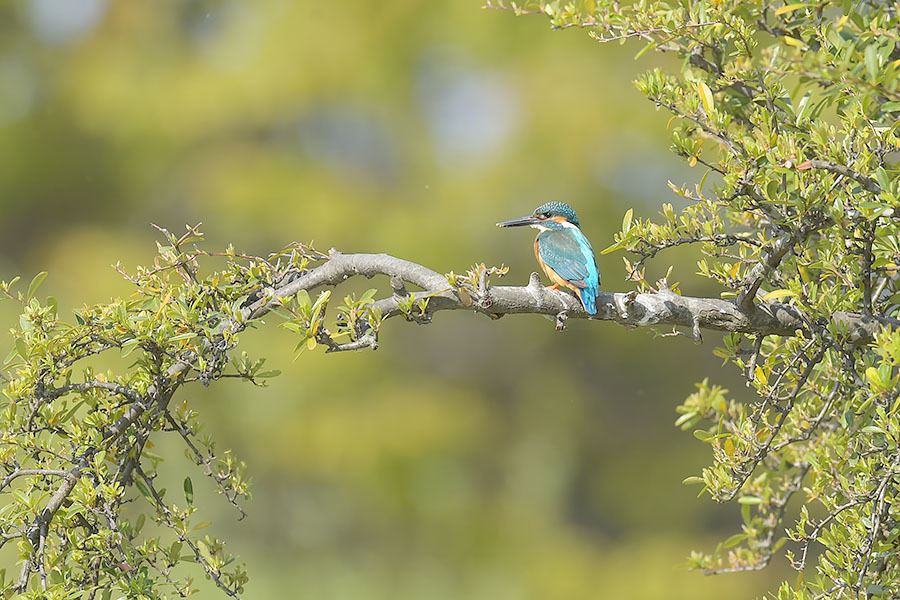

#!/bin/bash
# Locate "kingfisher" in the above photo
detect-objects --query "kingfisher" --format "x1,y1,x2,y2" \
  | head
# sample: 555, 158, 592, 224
497, 201, 600, 314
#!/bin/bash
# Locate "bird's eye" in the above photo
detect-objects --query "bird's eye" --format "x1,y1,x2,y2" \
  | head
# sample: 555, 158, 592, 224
539, 212, 551, 219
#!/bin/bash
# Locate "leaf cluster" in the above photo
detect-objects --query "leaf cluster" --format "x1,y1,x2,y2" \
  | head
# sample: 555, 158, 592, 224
493, 1, 900, 597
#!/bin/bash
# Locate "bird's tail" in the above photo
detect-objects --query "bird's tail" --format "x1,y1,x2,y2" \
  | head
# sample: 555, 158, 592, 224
578, 286, 598, 315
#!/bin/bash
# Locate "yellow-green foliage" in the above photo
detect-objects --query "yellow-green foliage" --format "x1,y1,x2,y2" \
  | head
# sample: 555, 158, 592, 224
501, 1, 900, 597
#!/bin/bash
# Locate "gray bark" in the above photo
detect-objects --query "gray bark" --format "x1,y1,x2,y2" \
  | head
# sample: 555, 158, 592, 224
250, 250, 896, 343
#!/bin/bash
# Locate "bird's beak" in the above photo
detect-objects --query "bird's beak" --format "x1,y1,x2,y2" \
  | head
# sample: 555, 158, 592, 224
496, 215, 540, 228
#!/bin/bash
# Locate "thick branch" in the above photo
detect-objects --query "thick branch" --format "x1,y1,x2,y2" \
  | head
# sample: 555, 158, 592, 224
254, 251, 895, 342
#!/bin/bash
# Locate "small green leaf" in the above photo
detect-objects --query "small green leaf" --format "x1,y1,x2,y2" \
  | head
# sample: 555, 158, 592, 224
861, 425, 885, 434
696, 81, 714, 114
693, 429, 713, 442
134, 480, 153, 502
196, 540, 217, 569
168, 542, 183, 563
296, 289, 311, 309
875, 167, 890, 192
737, 496, 763, 505
26, 271, 47, 302
698, 168, 711, 194
600, 239, 627, 255
865, 44, 880, 81
634, 40, 656, 60
622, 208, 634, 233
762, 289, 796, 301
674, 411, 698, 427
183, 477, 194, 505
120, 339, 140, 358
866, 366, 886, 390
774, 3, 811, 15
14, 338, 27, 360
169, 332, 197, 342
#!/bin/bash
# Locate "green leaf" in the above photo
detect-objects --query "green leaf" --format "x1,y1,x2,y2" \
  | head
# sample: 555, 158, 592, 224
674, 411, 698, 427
3, 346, 18, 366
134, 480, 153, 502
693, 429, 714, 442
622, 208, 634, 234
698, 168, 711, 194
737, 496, 763, 505
696, 81, 714, 114
600, 239, 626, 255
183, 477, 194, 505
120, 339, 140, 358
196, 540, 216, 569
774, 3, 811, 15
169, 332, 197, 342
296, 289, 311, 310
762, 289, 796, 301
861, 425, 885, 434
865, 44, 880, 81
168, 542, 183, 564
866, 366, 886, 390
634, 40, 656, 60
14, 337, 28, 360
875, 167, 890, 192
26, 271, 47, 302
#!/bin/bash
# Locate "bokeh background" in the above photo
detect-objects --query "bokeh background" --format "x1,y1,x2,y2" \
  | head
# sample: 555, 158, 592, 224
0, 1, 789, 598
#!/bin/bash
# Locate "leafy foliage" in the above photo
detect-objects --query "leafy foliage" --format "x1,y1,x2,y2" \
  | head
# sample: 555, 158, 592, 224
491, 0, 900, 597
0, 226, 388, 598
4, 1, 900, 598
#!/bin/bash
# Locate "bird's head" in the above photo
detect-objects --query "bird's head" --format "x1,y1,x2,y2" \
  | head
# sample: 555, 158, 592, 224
496, 201, 581, 231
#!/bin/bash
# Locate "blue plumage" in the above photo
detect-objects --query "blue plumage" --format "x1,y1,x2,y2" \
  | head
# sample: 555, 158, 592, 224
497, 202, 600, 314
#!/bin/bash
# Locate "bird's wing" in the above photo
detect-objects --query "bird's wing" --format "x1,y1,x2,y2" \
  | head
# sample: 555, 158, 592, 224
537, 229, 595, 288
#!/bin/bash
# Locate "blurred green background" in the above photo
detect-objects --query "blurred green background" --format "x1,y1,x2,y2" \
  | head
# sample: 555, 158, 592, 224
0, 1, 787, 598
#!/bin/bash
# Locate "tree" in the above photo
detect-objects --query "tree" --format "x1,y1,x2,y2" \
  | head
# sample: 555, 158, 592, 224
2, 1, 899, 598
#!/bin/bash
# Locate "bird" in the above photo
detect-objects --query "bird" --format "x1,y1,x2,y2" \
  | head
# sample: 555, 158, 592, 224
497, 201, 600, 314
